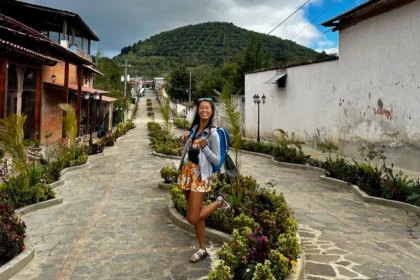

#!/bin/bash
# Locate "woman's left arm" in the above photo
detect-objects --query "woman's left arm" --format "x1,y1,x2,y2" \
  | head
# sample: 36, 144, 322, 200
201, 133, 221, 166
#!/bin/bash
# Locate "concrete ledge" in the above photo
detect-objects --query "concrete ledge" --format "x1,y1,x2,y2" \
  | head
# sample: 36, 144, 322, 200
168, 201, 232, 244
152, 151, 181, 160
158, 182, 173, 190
236, 149, 274, 160
0, 234, 35, 280
271, 159, 325, 175
320, 175, 351, 188
320, 176, 420, 214
89, 152, 105, 158
17, 197, 63, 216
60, 162, 89, 176
49, 180, 65, 189
286, 233, 305, 280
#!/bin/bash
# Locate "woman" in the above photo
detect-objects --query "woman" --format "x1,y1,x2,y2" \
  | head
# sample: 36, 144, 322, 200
178, 98, 231, 263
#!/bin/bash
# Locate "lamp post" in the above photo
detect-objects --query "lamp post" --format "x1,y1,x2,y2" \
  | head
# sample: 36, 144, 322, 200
253, 94, 266, 143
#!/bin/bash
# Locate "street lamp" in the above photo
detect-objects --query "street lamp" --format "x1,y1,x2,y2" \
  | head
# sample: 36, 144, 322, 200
253, 94, 266, 143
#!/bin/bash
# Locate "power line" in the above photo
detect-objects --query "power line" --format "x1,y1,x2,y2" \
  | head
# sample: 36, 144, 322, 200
186, 0, 212, 21
264, 0, 300, 33
267, 0, 310, 35
290, 0, 339, 40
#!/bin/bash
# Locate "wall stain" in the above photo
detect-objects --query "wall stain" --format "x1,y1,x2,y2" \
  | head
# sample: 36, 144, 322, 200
374, 99, 393, 120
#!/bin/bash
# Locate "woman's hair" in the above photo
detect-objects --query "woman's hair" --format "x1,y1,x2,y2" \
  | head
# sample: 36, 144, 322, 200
189, 99, 215, 131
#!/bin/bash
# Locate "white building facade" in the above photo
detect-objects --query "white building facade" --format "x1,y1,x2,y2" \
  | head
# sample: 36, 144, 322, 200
244, 0, 420, 172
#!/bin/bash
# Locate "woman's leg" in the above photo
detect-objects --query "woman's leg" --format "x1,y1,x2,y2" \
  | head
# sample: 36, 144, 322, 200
186, 192, 222, 226
184, 190, 207, 249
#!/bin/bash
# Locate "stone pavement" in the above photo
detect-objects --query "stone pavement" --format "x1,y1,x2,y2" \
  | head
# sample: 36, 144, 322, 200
11, 90, 217, 280
11, 89, 420, 280
240, 155, 420, 280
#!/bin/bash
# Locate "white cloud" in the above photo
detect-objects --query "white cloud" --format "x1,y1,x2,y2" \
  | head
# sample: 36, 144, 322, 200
25, 0, 336, 56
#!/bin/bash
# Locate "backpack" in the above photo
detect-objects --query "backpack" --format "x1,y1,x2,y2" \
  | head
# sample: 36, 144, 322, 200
204, 126, 238, 177
206, 127, 230, 173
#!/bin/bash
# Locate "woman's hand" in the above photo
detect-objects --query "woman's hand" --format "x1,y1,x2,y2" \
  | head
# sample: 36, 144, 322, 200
197, 137, 207, 148
183, 131, 190, 142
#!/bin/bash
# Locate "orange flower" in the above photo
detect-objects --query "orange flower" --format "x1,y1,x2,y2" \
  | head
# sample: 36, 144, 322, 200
21, 245, 26, 251
291, 260, 297, 266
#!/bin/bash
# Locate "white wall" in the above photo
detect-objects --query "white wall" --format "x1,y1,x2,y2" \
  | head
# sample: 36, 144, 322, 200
245, 61, 340, 143
244, 0, 420, 171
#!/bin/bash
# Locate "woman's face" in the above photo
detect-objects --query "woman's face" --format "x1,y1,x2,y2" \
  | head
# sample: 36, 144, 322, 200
198, 101, 213, 121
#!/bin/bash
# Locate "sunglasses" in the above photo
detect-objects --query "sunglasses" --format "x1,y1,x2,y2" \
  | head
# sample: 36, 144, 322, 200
198, 97, 213, 102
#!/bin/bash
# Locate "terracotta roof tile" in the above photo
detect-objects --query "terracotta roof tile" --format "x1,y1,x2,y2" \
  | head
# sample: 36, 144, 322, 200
0, 39, 58, 64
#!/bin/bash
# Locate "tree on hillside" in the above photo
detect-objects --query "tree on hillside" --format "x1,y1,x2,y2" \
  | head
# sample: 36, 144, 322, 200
93, 57, 124, 93
165, 66, 193, 101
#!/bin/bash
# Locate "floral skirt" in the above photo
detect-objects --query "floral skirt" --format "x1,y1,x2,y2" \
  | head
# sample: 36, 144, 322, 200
178, 161, 212, 193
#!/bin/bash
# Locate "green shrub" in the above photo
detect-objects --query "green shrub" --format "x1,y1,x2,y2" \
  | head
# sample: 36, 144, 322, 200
0, 195, 27, 264
174, 118, 190, 130
170, 172, 301, 279
0, 174, 55, 209
147, 122, 183, 156
160, 167, 179, 183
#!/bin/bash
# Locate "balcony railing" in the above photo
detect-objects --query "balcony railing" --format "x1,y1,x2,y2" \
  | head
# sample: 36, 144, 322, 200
60, 40, 92, 63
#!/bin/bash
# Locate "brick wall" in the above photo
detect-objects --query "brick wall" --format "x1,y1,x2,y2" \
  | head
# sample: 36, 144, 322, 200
41, 86, 66, 144
43, 62, 79, 85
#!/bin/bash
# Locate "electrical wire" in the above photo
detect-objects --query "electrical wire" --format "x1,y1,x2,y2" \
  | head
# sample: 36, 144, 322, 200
264, 0, 301, 33
290, 0, 339, 40
267, 0, 310, 35
185, 0, 213, 21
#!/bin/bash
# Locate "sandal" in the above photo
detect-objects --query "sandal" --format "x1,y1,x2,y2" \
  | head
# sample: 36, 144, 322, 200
190, 248, 209, 263
217, 193, 232, 212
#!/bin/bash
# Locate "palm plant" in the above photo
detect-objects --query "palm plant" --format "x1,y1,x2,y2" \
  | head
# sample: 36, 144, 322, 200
220, 82, 242, 166
0, 114, 28, 177
159, 95, 172, 133
59, 104, 77, 148
219, 82, 243, 207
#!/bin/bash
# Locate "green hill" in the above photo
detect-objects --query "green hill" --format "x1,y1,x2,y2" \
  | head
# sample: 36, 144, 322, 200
115, 22, 323, 78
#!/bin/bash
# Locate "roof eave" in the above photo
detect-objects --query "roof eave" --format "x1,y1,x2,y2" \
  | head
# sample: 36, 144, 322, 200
321, 0, 416, 30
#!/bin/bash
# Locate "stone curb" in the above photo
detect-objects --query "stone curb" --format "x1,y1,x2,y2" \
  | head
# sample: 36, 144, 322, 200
286, 233, 305, 280
168, 201, 304, 280
320, 175, 420, 214
233, 149, 273, 160
271, 159, 325, 175
60, 162, 89, 176
16, 197, 63, 216
0, 234, 35, 280
152, 151, 181, 160
49, 180, 65, 189
2, 197, 64, 279
158, 182, 173, 190
168, 201, 232, 244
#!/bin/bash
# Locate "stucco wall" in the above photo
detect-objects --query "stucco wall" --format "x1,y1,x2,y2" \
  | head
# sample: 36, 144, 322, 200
336, 0, 420, 170
245, 60, 340, 143
244, 0, 420, 172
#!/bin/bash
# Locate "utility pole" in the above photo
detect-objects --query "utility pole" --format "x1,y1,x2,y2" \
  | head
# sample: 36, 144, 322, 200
189, 72, 192, 103
118, 59, 132, 98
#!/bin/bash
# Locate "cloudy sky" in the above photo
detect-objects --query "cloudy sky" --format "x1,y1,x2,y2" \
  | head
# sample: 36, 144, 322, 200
27, 0, 367, 58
